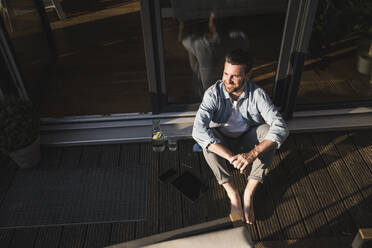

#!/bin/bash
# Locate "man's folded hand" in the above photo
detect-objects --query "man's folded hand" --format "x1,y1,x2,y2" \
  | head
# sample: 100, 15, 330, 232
230, 149, 259, 173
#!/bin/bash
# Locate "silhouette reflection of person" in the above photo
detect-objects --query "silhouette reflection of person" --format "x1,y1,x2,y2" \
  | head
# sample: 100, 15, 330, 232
182, 12, 249, 99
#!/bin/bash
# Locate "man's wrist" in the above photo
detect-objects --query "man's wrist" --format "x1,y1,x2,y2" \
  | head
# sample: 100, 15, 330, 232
251, 147, 260, 158
227, 154, 235, 163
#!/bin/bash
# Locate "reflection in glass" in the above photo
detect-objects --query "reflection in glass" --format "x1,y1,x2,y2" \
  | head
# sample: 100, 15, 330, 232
182, 11, 249, 99
161, 0, 287, 104
0, 0, 51, 103
296, 0, 372, 107
40, 0, 150, 117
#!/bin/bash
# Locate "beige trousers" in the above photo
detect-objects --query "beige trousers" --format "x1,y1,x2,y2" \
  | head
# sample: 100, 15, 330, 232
203, 124, 275, 184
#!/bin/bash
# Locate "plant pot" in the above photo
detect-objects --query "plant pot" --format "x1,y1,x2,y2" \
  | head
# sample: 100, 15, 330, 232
357, 39, 372, 75
9, 136, 40, 169
357, 53, 372, 75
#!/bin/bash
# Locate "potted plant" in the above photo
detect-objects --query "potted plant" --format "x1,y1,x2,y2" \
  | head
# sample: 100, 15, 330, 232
355, 25, 372, 75
344, 0, 372, 75
308, 0, 372, 73
0, 96, 40, 168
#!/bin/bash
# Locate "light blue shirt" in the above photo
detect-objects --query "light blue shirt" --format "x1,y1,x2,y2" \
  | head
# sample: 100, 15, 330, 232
192, 80, 289, 149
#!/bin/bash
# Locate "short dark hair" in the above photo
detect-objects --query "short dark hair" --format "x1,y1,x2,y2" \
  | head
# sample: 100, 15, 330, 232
225, 49, 253, 73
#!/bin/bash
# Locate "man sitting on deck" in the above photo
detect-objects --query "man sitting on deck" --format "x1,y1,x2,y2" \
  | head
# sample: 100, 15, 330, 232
192, 49, 289, 224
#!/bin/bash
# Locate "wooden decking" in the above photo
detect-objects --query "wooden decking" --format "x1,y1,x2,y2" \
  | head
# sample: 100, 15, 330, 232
0, 130, 371, 247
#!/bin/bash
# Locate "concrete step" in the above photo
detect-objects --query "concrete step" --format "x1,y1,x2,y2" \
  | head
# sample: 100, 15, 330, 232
254, 236, 353, 248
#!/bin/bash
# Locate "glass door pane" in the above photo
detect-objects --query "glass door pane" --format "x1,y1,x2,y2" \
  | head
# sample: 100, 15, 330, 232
160, 0, 288, 104
40, 0, 150, 117
295, 0, 372, 108
1, 0, 52, 102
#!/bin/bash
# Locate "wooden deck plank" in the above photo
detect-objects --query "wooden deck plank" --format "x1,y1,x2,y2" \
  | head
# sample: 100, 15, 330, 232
0, 229, 13, 248
83, 145, 121, 247
79, 145, 102, 168
268, 148, 308, 239
367, 130, 372, 139
59, 146, 83, 169
0, 157, 17, 207
39, 146, 63, 168
9, 146, 65, 248
331, 132, 372, 210
295, 134, 355, 236
120, 143, 140, 167
134, 142, 159, 239
9, 228, 38, 248
59, 225, 87, 248
158, 148, 183, 233
280, 136, 331, 238
34, 147, 63, 248
84, 224, 112, 248
348, 131, 372, 172
58, 146, 86, 248
255, 176, 284, 241
34, 227, 62, 248
312, 133, 371, 229
109, 143, 137, 244
178, 140, 206, 227
38, 146, 62, 169
139, 142, 159, 167
1, 130, 371, 246
110, 222, 136, 246
99, 144, 120, 168
0, 153, 14, 248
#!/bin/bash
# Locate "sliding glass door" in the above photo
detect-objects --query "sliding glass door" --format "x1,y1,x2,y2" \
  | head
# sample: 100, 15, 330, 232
4, 0, 368, 120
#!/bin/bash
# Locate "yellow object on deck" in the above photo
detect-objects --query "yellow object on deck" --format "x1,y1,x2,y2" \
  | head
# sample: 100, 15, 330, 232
152, 131, 163, 140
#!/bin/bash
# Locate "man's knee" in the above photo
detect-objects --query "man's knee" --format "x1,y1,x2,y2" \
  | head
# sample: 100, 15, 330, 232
248, 162, 268, 183
248, 175, 265, 184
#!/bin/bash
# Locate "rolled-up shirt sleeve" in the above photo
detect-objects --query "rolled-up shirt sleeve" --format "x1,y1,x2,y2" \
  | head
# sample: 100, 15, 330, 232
255, 89, 289, 148
192, 90, 221, 149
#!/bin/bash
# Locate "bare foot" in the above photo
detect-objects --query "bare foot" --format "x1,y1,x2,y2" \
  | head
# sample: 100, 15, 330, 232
230, 194, 245, 222
243, 193, 255, 224
243, 179, 259, 224
222, 182, 245, 222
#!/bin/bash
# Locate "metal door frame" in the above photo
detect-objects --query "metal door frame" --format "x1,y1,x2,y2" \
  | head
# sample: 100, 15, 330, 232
0, 0, 57, 101
0, 19, 28, 99
273, 0, 319, 119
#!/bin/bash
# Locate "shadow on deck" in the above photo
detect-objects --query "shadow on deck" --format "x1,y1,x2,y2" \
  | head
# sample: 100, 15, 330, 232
0, 130, 371, 247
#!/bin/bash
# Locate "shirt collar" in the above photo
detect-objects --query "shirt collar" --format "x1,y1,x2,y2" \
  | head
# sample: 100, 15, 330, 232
221, 80, 250, 100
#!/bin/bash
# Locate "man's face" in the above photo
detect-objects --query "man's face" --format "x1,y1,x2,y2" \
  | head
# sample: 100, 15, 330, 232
222, 62, 250, 94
